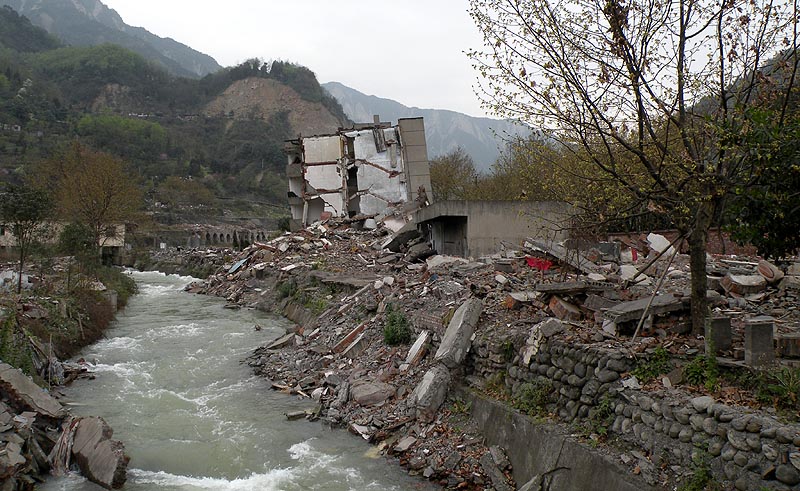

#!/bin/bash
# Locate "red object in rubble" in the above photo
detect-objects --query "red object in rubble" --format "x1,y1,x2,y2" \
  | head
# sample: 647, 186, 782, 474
526, 256, 553, 271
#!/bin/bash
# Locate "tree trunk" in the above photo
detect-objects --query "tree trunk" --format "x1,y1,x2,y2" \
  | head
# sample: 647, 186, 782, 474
688, 202, 714, 335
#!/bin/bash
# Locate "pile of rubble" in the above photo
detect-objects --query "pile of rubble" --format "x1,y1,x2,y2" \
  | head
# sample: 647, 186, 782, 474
187, 220, 800, 488
0, 362, 128, 490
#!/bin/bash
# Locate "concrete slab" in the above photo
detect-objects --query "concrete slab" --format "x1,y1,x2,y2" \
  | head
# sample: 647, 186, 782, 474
434, 298, 483, 368
0, 363, 64, 419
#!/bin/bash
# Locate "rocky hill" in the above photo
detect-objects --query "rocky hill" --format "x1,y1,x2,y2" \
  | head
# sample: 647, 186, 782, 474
206, 77, 343, 137
323, 81, 530, 172
0, 0, 221, 77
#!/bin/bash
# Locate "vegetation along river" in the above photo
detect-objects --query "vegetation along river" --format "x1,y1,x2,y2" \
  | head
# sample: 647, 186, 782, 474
41, 271, 430, 491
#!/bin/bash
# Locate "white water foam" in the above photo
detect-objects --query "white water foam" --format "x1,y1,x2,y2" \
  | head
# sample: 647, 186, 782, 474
129, 468, 294, 491
92, 336, 142, 352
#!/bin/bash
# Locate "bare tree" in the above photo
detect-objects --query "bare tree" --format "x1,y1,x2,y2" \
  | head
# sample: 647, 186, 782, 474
469, 0, 799, 333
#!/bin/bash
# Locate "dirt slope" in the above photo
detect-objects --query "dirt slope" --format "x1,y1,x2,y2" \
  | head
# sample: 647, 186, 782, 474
205, 77, 342, 136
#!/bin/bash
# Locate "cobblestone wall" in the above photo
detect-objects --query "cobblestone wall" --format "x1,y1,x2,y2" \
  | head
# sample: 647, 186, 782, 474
470, 328, 800, 490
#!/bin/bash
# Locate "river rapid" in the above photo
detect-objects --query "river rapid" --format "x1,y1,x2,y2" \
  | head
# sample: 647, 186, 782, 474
41, 271, 430, 491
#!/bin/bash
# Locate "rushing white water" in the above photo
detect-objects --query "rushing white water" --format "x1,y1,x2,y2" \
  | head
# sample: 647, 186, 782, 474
41, 271, 430, 491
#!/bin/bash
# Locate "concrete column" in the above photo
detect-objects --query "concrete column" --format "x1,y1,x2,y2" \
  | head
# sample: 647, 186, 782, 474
744, 316, 775, 367
708, 316, 732, 354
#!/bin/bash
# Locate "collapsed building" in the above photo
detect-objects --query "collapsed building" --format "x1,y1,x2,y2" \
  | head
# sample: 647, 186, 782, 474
285, 117, 433, 230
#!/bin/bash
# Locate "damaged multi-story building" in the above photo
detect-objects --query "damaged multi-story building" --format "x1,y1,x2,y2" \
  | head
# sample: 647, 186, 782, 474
285, 117, 433, 230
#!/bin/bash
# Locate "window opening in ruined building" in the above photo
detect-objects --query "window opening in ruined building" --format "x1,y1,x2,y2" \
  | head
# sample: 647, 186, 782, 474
372, 128, 387, 152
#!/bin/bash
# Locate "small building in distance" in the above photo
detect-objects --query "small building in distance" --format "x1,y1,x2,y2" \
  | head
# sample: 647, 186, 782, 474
285, 116, 432, 229
0, 223, 126, 266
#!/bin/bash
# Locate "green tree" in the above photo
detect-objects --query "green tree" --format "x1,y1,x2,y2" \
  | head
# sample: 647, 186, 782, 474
469, 0, 799, 334
729, 108, 800, 258
0, 183, 51, 293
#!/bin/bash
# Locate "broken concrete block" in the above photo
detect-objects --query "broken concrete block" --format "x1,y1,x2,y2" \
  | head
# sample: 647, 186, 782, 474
342, 332, 369, 359
720, 274, 766, 295
350, 381, 396, 406
548, 295, 581, 321
413, 364, 450, 423
264, 332, 295, 351
758, 260, 784, 284
522, 318, 564, 365
434, 298, 483, 368
604, 294, 684, 324
405, 331, 430, 366
382, 224, 420, 252
647, 232, 675, 257
394, 436, 417, 453
504, 291, 545, 310
426, 255, 469, 270
583, 294, 617, 312
0, 441, 26, 479
780, 275, 800, 290
71, 417, 128, 489
776, 334, 800, 358
405, 243, 434, 262
332, 322, 368, 353
480, 452, 514, 491
0, 363, 64, 419
619, 265, 652, 285
745, 316, 775, 367
709, 317, 732, 353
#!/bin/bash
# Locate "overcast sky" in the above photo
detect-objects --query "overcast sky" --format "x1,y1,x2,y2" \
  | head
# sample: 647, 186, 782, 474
101, 0, 490, 118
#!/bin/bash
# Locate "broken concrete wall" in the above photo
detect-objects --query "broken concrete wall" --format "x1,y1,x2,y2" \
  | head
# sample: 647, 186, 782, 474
458, 387, 654, 491
416, 200, 575, 258
286, 118, 432, 226
398, 118, 432, 205
348, 129, 408, 216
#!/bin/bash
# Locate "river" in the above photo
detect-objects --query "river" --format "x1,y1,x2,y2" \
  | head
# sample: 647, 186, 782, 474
41, 271, 430, 491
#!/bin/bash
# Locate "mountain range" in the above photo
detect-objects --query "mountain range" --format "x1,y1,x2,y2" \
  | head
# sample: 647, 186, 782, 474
0, 0, 220, 77
322, 82, 529, 172
0, 0, 533, 175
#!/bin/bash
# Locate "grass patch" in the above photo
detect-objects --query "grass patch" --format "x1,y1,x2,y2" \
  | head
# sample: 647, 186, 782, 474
631, 345, 672, 383
512, 378, 552, 414
685, 354, 719, 391
678, 455, 721, 491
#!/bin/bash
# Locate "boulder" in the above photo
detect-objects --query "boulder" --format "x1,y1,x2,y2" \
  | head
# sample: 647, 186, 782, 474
434, 298, 483, 368
350, 381, 395, 406
71, 417, 128, 489
0, 363, 64, 419
414, 364, 450, 423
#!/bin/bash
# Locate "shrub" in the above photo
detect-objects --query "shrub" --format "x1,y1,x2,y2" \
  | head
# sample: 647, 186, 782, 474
632, 345, 672, 383
383, 305, 412, 345
757, 366, 800, 410
513, 378, 553, 416
685, 354, 719, 391
276, 279, 298, 299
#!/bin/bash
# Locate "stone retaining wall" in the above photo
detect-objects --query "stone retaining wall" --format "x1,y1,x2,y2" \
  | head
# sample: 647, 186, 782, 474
469, 325, 800, 490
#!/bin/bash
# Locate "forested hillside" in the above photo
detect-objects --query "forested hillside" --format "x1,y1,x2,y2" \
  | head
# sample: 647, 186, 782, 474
0, 7, 348, 222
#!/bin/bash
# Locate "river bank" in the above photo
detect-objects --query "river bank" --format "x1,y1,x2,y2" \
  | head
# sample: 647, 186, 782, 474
0, 259, 136, 489
184, 220, 800, 490
40, 271, 436, 491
